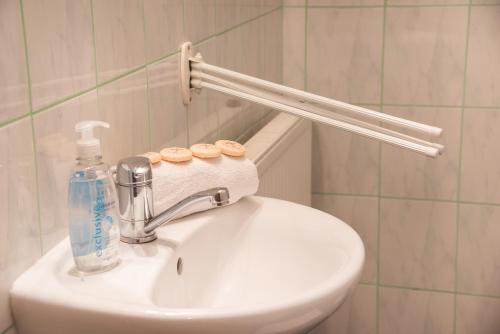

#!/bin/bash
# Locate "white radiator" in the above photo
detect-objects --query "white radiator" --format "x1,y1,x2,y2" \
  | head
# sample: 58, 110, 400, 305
245, 113, 312, 206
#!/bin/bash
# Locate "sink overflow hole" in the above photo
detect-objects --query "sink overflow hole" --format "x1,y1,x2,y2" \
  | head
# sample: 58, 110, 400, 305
177, 258, 183, 275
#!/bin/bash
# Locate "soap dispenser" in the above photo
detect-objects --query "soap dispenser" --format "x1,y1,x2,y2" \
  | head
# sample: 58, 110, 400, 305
67, 120, 120, 273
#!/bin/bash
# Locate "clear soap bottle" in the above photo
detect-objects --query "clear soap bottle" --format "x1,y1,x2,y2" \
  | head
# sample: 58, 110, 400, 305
67, 121, 120, 273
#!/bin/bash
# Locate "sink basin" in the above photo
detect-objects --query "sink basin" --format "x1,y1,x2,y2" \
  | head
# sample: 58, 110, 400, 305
11, 196, 364, 334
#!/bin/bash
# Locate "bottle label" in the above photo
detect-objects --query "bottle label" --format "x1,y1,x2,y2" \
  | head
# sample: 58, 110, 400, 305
68, 171, 118, 259
93, 179, 116, 257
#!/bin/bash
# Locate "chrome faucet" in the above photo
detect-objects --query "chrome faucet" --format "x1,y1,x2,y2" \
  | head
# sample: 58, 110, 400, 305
115, 156, 230, 244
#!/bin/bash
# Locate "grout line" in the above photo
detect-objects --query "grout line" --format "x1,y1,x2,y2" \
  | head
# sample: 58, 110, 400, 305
284, 2, 499, 6
213, 6, 282, 39
361, 282, 500, 301
453, 3, 472, 333
376, 283, 455, 294
313, 191, 454, 202
0, 112, 30, 128
294, 3, 499, 8
308, 4, 385, 8
0, 324, 14, 334
181, 0, 191, 146
141, 0, 153, 151
213, 0, 220, 140
375, 1, 388, 332
304, 0, 309, 91
459, 200, 500, 207
19, 0, 44, 255
313, 192, 500, 208
31, 85, 101, 116
89, 0, 98, 87
312, 191, 379, 198
383, 103, 461, 109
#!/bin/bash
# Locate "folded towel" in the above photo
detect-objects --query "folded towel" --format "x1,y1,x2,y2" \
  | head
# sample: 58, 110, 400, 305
152, 155, 259, 219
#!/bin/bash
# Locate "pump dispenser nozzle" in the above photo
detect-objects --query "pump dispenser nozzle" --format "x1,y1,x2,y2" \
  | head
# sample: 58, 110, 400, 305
75, 120, 110, 159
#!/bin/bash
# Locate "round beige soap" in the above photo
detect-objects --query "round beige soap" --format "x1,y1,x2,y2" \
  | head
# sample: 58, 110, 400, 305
215, 140, 245, 157
160, 147, 193, 162
139, 152, 162, 164
190, 143, 221, 159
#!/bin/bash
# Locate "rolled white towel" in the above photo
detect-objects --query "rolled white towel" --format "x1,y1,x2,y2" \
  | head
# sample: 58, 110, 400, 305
152, 155, 259, 219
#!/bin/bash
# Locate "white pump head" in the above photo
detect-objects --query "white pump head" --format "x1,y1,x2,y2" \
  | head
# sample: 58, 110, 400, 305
74, 120, 110, 159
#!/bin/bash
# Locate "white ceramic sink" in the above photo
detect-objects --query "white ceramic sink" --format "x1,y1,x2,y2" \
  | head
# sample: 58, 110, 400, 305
11, 196, 364, 334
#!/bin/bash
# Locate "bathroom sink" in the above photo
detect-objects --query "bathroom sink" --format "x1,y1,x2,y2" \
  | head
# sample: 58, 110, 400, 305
10, 196, 364, 334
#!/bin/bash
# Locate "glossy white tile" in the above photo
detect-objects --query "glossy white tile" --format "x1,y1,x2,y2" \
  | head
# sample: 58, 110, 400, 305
92, 0, 146, 83
97, 70, 150, 164
379, 287, 454, 334
215, 0, 262, 34
460, 108, 500, 203
23, 0, 95, 110
143, 0, 183, 62
34, 91, 100, 253
0, 0, 29, 124
456, 295, 500, 334
381, 106, 461, 200
307, 7, 383, 104
314, 284, 377, 334
283, 8, 305, 90
216, 15, 265, 140
458, 204, 500, 297
259, 10, 283, 84
384, 7, 468, 106
147, 58, 188, 150
380, 199, 456, 291
311, 110, 380, 195
184, 0, 216, 44
348, 284, 377, 334
312, 194, 378, 284
0, 118, 41, 328
465, 7, 500, 107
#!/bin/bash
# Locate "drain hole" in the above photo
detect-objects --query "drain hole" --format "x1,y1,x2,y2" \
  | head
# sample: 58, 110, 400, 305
177, 257, 183, 275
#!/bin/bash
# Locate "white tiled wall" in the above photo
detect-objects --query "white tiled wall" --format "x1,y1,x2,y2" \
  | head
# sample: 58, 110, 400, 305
0, 1, 282, 332
284, 1, 500, 333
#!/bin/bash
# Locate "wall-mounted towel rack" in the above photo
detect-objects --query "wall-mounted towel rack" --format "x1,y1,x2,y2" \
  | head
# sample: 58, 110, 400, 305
179, 42, 444, 158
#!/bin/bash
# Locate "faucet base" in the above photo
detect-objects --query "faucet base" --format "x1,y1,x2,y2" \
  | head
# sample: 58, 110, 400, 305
120, 233, 157, 244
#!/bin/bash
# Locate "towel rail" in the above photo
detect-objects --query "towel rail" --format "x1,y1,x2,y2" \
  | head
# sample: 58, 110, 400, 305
179, 42, 444, 158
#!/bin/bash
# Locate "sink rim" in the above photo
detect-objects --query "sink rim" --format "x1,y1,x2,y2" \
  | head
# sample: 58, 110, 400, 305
11, 196, 365, 322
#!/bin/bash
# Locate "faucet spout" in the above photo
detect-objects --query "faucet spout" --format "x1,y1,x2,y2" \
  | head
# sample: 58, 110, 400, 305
143, 187, 230, 235
116, 157, 230, 244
